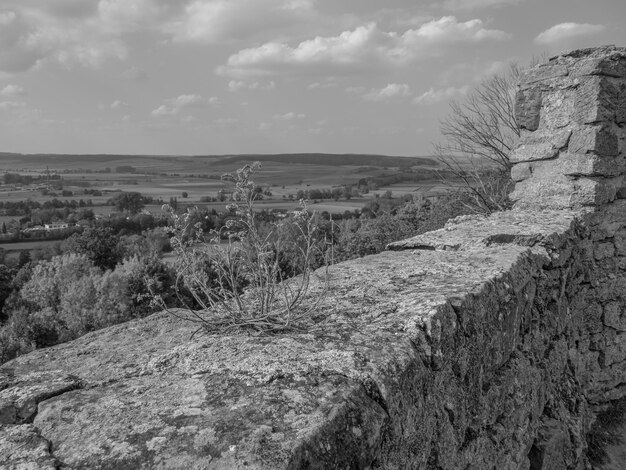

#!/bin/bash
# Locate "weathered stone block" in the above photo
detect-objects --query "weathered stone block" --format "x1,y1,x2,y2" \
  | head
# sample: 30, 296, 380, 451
511, 175, 619, 209
510, 129, 572, 163
541, 89, 575, 128
513, 154, 624, 186
561, 46, 626, 77
601, 339, 626, 368
511, 162, 532, 182
509, 175, 575, 209
520, 64, 568, 88
568, 125, 619, 156
510, 143, 560, 164
573, 76, 621, 124
603, 301, 626, 331
516, 88, 542, 131
572, 177, 618, 207
569, 57, 626, 78
558, 152, 626, 177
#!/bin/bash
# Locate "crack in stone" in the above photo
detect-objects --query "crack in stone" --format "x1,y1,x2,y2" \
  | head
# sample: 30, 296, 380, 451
0, 374, 85, 425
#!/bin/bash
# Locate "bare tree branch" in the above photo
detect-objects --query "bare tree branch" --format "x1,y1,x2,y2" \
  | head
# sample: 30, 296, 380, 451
434, 63, 522, 214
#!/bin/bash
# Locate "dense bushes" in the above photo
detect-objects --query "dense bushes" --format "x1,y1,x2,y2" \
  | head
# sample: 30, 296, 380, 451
0, 252, 173, 364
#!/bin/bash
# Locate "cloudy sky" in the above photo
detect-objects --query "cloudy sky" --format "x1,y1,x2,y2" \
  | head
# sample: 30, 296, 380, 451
0, 0, 624, 156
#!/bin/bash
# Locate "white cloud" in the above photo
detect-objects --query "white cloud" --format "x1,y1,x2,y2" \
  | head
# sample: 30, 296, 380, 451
228, 80, 275, 92
167, 0, 316, 44
217, 18, 509, 78
440, 59, 511, 87
442, 0, 524, 10
308, 80, 337, 89
215, 117, 239, 124
111, 99, 128, 109
121, 66, 148, 81
151, 94, 218, 116
0, 100, 25, 109
273, 112, 305, 120
97, 0, 164, 33
534, 23, 606, 45
346, 86, 367, 94
363, 83, 411, 101
0, 84, 25, 97
413, 85, 469, 105
0, 11, 17, 25
0, 1, 168, 72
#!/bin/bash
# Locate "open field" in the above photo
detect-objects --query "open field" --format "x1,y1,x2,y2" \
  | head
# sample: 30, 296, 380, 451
0, 239, 62, 263
0, 153, 455, 220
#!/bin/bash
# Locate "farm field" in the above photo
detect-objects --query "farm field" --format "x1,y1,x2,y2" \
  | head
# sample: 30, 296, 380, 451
0, 153, 453, 221
0, 239, 62, 263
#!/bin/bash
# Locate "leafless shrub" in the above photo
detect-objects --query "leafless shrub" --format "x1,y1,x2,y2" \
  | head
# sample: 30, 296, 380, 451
151, 162, 328, 335
434, 63, 521, 214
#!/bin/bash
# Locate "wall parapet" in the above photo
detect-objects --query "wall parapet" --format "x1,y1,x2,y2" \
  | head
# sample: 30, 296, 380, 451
2, 46, 626, 469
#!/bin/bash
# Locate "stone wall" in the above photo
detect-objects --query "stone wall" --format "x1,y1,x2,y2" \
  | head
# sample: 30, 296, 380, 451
1, 46, 626, 469
511, 46, 626, 209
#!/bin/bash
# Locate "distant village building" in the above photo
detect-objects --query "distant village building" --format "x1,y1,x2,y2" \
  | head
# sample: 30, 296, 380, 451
23, 226, 45, 233
44, 222, 70, 231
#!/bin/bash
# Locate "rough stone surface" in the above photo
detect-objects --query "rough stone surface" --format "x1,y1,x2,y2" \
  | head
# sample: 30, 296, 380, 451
568, 125, 619, 157
510, 129, 572, 163
0, 424, 59, 470
511, 46, 626, 210
511, 153, 626, 182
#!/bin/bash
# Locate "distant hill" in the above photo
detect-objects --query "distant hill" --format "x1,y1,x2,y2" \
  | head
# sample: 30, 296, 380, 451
0, 152, 439, 173
205, 153, 437, 168
0, 153, 177, 163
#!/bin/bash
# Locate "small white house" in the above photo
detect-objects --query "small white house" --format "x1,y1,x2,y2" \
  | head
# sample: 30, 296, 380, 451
44, 222, 69, 231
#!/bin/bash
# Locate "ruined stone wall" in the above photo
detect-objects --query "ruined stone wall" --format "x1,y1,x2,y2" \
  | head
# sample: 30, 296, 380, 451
1, 46, 626, 470
511, 46, 626, 209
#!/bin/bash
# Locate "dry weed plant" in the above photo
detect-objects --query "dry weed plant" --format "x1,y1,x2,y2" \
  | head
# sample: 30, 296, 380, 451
151, 162, 328, 335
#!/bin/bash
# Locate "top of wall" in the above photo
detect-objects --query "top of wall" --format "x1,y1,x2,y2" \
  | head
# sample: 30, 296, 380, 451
0, 208, 577, 469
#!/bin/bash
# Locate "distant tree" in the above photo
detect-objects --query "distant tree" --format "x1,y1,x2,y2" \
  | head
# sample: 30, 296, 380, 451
111, 191, 144, 215
62, 227, 121, 270
0, 264, 14, 323
115, 255, 173, 314
181, 191, 188, 198
18, 250, 31, 268
115, 165, 136, 173
18, 253, 133, 340
3, 173, 26, 185
1, 222, 6, 234
342, 186, 355, 200
20, 254, 99, 313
